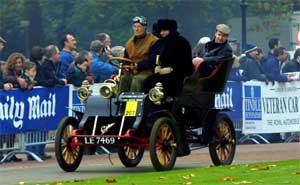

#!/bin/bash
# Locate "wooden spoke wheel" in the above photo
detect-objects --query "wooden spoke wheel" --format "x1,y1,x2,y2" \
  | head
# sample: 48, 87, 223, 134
209, 113, 236, 166
118, 146, 144, 167
55, 117, 83, 172
149, 117, 177, 171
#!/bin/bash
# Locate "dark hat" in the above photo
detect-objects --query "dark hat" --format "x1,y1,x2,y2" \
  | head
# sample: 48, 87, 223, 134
132, 16, 147, 26
157, 19, 177, 32
216, 24, 230, 34
228, 37, 237, 43
0, 36, 7, 44
244, 43, 257, 54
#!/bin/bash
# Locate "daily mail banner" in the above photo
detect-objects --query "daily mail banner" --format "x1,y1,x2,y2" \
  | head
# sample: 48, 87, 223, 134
243, 81, 300, 134
215, 81, 243, 120
0, 86, 69, 134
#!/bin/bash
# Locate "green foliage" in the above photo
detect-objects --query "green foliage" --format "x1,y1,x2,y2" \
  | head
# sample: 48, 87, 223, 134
248, 0, 295, 30
0, 0, 297, 58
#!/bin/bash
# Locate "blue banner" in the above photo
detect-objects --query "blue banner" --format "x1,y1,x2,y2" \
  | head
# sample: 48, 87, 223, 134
215, 81, 243, 120
0, 86, 69, 134
244, 85, 262, 120
72, 89, 85, 117
1, 82, 244, 135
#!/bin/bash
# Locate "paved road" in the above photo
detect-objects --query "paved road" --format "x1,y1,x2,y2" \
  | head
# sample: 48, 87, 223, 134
0, 143, 299, 185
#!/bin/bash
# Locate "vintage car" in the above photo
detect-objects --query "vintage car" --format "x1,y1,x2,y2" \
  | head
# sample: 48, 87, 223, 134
55, 57, 236, 172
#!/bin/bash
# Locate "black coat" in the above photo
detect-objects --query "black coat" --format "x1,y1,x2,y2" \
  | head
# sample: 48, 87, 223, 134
37, 58, 65, 87
242, 55, 268, 81
282, 59, 300, 73
144, 32, 194, 96
197, 39, 232, 77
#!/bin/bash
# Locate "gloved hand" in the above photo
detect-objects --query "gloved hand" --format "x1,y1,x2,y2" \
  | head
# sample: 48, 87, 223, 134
154, 66, 161, 74
159, 67, 173, 75
155, 66, 173, 75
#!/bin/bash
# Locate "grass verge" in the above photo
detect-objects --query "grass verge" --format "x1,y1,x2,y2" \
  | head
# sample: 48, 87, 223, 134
28, 160, 300, 185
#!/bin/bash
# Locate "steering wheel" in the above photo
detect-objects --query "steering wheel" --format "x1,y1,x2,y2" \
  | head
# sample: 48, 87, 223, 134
108, 57, 133, 68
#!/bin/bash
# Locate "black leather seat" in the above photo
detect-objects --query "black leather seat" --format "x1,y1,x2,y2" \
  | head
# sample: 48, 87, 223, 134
177, 58, 234, 109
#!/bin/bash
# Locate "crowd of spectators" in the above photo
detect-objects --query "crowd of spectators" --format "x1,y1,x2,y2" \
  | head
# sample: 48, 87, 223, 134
0, 33, 121, 162
226, 37, 300, 83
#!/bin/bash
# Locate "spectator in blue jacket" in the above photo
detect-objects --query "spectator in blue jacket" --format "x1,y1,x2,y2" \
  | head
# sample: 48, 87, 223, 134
264, 47, 292, 82
37, 45, 67, 87
95, 32, 112, 62
90, 40, 118, 83
262, 38, 281, 71
59, 34, 77, 78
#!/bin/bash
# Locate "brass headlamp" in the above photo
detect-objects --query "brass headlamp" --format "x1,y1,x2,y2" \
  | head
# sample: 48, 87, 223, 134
99, 78, 119, 99
149, 82, 164, 105
77, 80, 91, 102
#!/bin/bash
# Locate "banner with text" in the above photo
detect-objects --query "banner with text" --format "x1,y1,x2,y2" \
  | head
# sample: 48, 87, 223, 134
215, 81, 243, 120
0, 86, 69, 134
243, 81, 300, 134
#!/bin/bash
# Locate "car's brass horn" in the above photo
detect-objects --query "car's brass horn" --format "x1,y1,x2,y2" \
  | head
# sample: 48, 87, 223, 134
149, 82, 164, 105
77, 80, 91, 102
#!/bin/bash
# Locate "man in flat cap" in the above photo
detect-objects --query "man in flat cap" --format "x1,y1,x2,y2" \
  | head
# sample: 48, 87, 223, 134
192, 24, 232, 75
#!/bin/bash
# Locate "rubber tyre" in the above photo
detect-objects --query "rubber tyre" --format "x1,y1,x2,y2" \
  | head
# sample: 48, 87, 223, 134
149, 117, 177, 171
118, 146, 144, 167
209, 113, 236, 166
55, 117, 83, 172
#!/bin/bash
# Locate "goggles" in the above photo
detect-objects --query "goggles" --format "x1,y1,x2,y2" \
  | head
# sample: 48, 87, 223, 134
132, 16, 147, 26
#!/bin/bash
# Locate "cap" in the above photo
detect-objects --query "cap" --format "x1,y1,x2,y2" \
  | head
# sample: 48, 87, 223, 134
0, 36, 7, 44
216, 24, 230, 34
132, 16, 147, 26
228, 37, 237, 43
244, 43, 257, 54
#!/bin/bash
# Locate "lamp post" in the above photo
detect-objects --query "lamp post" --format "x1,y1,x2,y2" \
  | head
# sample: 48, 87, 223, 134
240, 0, 248, 52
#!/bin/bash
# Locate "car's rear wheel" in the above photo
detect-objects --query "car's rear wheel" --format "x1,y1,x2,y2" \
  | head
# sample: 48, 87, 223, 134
209, 113, 236, 165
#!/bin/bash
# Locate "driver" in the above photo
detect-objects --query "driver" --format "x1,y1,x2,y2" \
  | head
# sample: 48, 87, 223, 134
120, 16, 159, 92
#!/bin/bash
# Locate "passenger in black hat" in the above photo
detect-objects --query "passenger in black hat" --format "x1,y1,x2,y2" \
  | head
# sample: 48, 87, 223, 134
144, 19, 194, 157
144, 19, 193, 97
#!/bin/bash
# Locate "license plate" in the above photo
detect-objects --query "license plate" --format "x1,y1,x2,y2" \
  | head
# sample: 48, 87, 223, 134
84, 136, 115, 145
124, 101, 138, 116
